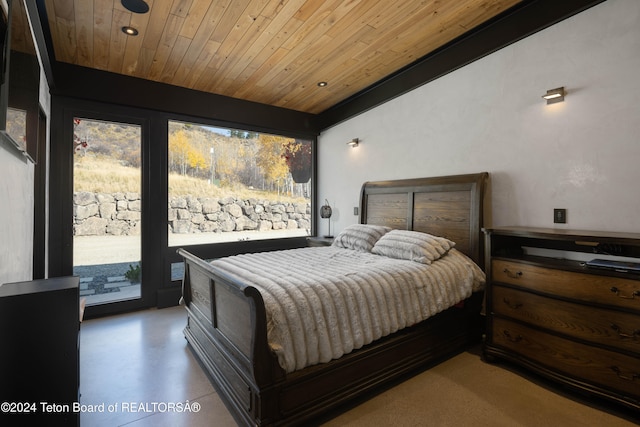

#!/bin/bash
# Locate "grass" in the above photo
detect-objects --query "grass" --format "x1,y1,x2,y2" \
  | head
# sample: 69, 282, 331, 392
73, 155, 307, 203
74, 156, 140, 193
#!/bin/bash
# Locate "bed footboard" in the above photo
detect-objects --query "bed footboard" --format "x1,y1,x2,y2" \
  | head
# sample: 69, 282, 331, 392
178, 248, 285, 426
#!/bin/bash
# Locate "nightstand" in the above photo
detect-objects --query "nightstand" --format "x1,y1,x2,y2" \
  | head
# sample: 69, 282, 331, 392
307, 236, 334, 247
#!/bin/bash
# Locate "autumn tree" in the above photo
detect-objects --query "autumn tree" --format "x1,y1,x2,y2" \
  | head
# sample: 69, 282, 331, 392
169, 129, 206, 175
256, 134, 291, 190
215, 138, 242, 183
187, 149, 207, 175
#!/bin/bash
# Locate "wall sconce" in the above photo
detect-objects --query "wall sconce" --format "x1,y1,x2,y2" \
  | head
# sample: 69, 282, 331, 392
347, 138, 359, 148
542, 87, 565, 104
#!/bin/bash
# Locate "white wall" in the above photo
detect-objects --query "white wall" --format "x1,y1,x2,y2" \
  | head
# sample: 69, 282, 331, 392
318, 0, 640, 235
0, 141, 34, 284
0, 33, 51, 285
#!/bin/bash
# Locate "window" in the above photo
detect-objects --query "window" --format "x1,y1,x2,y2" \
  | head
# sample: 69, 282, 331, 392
167, 120, 313, 248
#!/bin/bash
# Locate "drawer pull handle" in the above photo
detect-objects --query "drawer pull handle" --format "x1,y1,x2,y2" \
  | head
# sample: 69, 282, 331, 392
503, 330, 523, 343
503, 268, 523, 279
610, 324, 640, 340
502, 298, 522, 310
610, 366, 639, 382
609, 287, 640, 299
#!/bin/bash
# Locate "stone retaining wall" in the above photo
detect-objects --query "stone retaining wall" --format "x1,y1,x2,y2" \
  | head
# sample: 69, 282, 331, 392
73, 192, 311, 236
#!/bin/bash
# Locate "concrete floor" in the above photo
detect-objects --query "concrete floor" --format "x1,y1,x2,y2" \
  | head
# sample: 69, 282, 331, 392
80, 306, 638, 427
79, 305, 235, 427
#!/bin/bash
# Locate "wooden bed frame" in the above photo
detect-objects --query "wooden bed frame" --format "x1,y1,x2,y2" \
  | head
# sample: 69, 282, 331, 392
179, 172, 489, 426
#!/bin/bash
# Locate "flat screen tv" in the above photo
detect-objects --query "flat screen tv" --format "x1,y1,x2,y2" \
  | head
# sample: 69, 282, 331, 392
0, 0, 40, 162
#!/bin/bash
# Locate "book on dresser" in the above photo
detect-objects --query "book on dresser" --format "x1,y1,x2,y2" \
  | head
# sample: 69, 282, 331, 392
482, 227, 640, 414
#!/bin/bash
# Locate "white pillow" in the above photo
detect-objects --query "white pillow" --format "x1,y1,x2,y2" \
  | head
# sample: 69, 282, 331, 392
371, 229, 455, 264
332, 224, 392, 252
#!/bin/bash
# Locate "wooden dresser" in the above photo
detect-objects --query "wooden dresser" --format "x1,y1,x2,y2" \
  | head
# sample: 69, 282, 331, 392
483, 227, 640, 413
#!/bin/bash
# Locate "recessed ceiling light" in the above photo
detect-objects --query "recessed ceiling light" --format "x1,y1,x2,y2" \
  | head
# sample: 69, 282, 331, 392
317, 81, 328, 87
122, 26, 139, 36
121, 0, 150, 14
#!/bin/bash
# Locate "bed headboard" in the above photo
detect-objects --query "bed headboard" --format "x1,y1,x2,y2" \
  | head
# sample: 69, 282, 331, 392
360, 172, 489, 266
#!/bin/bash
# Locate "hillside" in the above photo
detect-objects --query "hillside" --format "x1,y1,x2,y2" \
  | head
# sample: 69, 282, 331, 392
73, 118, 308, 203
74, 155, 305, 203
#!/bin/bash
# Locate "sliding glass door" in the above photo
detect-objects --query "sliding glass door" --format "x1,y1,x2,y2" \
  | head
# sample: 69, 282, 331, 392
72, 118, 142, 307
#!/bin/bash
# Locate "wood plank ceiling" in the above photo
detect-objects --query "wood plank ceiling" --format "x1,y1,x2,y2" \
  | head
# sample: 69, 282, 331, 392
43, 0, 522, 114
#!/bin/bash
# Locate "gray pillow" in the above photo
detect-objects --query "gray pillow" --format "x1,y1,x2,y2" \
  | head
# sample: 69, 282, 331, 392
371, 229, 455, 264
332, 224, 392, 252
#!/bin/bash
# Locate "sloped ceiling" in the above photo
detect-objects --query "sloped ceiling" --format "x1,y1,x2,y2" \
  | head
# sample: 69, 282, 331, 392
42, 0, 524, 114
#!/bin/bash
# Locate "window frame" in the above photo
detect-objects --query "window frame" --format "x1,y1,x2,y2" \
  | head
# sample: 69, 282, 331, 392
48, 98, 318, 315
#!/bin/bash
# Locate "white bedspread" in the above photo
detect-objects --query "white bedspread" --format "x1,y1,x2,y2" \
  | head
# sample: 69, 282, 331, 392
210, 246, 485, 373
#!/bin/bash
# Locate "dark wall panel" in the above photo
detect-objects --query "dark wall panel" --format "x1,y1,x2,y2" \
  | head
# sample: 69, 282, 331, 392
50, 62, 319, 139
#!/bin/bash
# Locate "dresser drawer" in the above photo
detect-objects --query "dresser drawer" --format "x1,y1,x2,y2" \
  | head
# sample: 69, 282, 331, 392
493, 317, 640, 400
492, 259, 640, 311
492, 285, 640, 353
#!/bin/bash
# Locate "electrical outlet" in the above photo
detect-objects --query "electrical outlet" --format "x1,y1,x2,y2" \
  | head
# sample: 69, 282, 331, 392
554, 208, 567, 224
